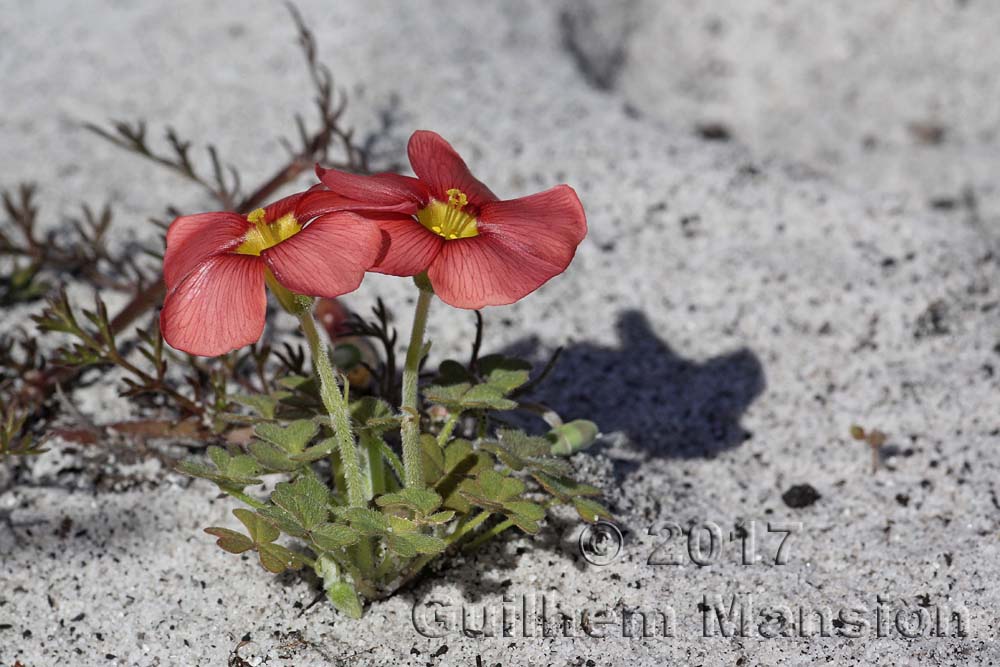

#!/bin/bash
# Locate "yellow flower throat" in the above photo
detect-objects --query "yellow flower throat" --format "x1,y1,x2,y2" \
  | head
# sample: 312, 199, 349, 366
417, 188, 479, 240
236, 208, 302, 256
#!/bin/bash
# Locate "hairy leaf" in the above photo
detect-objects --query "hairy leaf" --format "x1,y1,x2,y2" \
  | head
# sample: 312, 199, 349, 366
311, 523, 361, 551
258, 542, 307, 574
376, 488, 442, 516
254, 419, 317, 453
266, 475, 330, 535
334, 507, 391, 535
477, 354, 531, 393
350, 396, 400, 433
289, 436, 338, 463
177, 446, 262, 493
325, 581, 363, 619
573, 498, 613, 523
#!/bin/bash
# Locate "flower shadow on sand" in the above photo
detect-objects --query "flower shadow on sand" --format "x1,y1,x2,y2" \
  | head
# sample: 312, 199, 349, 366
417, 310, 768, 597
505, 309, 766, 460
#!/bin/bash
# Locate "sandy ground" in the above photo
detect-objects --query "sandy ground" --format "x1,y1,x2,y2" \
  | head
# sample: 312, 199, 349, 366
2, 1, 999, 665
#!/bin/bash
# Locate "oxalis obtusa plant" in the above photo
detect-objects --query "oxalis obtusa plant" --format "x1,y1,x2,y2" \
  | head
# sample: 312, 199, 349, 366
171, 130, 609, 617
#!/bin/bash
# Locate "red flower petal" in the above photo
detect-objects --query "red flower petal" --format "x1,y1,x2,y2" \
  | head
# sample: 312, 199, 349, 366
407, 131, 499, 208
477, 184, 587, 267
262, 191, 306, 221
160, 254, 266, 356
262, 212, 384, 298
163, 212, 249, 289
369, 214, 444, 277
426, 236, 561, 309
313, 165, 428, 212
426, 185, 587, 309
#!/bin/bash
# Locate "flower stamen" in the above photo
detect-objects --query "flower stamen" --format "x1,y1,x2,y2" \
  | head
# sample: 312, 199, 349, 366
236, 208, 302, 256
417, 188, 478, 240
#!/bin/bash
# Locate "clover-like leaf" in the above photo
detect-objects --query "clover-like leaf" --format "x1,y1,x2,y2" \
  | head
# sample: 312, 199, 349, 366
204, 509, 305, 574
177, 445, 262, 493
248, 440, 303, 472
231, 394, 279, 420
422, 436, 490, 496
350, 396, 400, 433
388, 532, 447, 558
504, 501, 546, 522
480, 429, 573, 477
477, 354, 532, 393
203, 527, 254, 554
258, 542, 307, 574
572, 498, 613, 523
334, 507, 391, 536
325, 581, 363, 619
289, 437, 338, 463
421, 510, 456, 525
261, 475, 330, 537
423, 383, 518, 412
460, 469, 526, 514
376, 488, 442, 516
254, 419, 318, 454
435, 359, 473, 385
311, 522, 361, 551
531, 471, 603, 501
233, 507, 280, 544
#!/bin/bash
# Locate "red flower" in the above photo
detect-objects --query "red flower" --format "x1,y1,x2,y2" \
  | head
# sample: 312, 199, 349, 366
160, 192, 383, 356
299, 131, 587, 309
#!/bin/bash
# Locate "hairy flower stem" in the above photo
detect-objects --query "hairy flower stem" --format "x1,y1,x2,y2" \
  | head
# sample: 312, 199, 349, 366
297, 301, 374, 575
296, 303, 365, 508
400, 283, 433, 488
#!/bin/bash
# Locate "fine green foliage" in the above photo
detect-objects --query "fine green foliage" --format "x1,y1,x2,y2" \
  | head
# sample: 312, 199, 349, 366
179, 309, 609, 615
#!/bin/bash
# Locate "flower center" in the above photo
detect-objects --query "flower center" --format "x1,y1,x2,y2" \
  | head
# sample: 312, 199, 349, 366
417, 188, 479, 240
236, 208, 302, 256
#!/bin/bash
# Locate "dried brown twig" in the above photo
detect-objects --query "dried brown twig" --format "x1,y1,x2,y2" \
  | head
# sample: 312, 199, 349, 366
5, 3, 376, 436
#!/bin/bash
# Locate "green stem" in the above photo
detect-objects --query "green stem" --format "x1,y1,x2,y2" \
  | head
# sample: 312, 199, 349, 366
362, 431, 386, 498
400, 286, 433, 488
463, 517, 515, 552
437, 413, 459, 448
227, 489, 267, 511
448, 510, 491, 545
297, 306, 365, 508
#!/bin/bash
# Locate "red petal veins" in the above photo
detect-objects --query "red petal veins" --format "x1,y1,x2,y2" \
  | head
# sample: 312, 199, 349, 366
427, 235, 567, 310
477, 184, 587, 268
163, 212, 250, 289
262, 212, 384, 298
313, 165, 428, 211
160, 254, 266, 356
369, 214, 444, 277
407, 131, 499, 208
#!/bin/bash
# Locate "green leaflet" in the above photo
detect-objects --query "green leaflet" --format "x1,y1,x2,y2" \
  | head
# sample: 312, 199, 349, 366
204, 508, 305, 574
350, 396, 400, 433
177, 445, 262, 493
325, 581, 363, 619
476, 354, 531, 393
375, 488, 442, 516
310, 522, 361, 551
261, 475, 330, 536
254, 419, 318, 453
